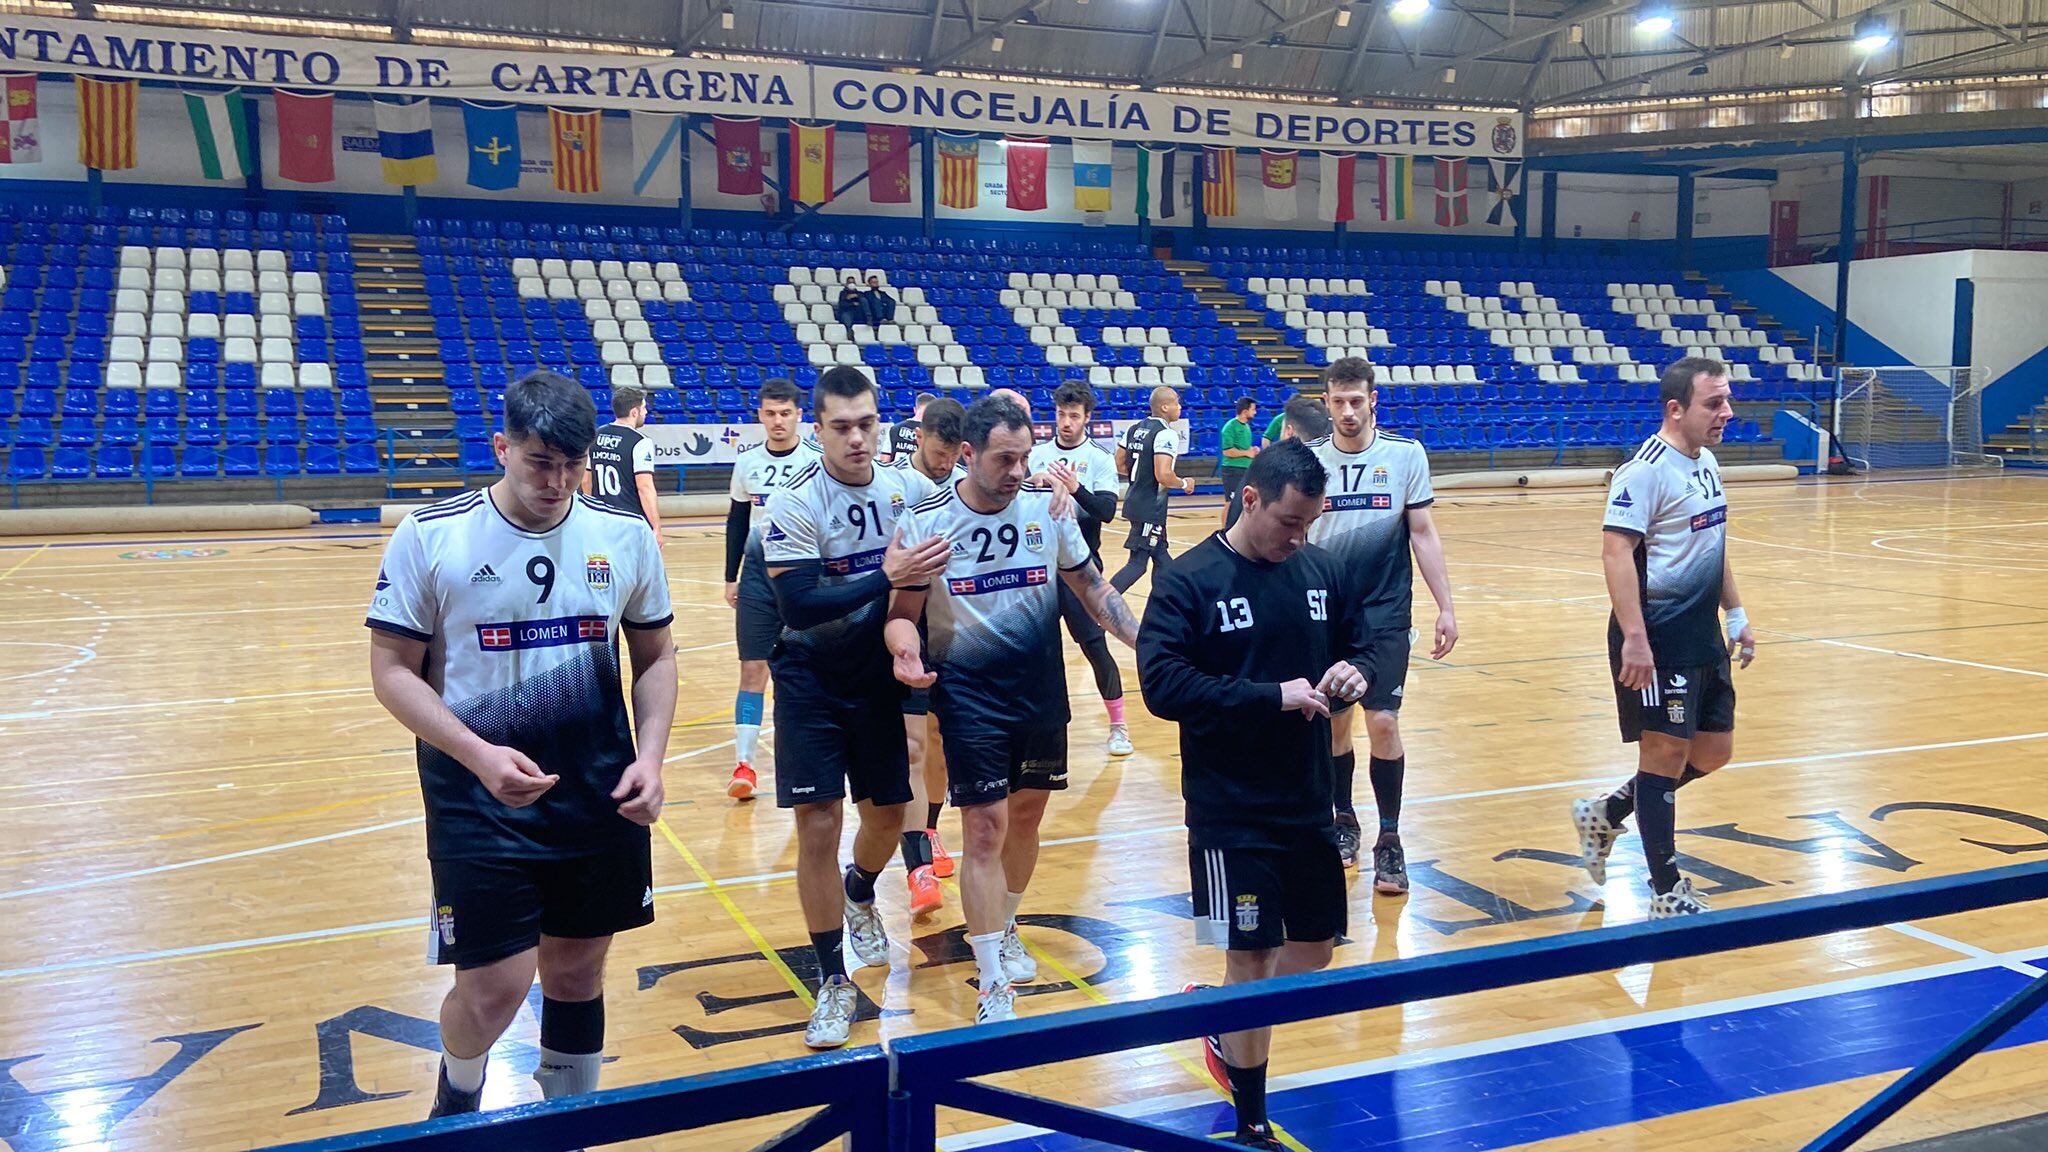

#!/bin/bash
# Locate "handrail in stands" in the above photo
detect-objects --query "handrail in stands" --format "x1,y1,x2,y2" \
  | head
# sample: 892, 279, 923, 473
243, 861, 2048, 1152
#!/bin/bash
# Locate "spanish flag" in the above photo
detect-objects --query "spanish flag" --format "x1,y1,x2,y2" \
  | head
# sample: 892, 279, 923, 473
75, 76, 138, 171
549, 108, 602, 194
792, 122, 835, 205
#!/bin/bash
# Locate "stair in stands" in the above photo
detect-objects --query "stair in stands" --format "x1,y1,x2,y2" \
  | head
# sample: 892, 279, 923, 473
349, 233, 465, 499
1166, 258, 1324, 386
1987, 398, 2048, 460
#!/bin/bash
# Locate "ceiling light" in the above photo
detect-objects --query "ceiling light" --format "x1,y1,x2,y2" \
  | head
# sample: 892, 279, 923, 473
1568, 23, 1583, 43
1391, 0, 1430, 21
1443, 66, 1457, 83
720, 6, 734, 29
1638, 79, 1654, 95
1688, 62, 1708, 76
1853, 12, 1892, 52
1779, 43, 1796, 59
1335, 8, 1352, 27
1636, 7, 1674, 35
1230, 51, 1244, 68
990, 33, 1005, 51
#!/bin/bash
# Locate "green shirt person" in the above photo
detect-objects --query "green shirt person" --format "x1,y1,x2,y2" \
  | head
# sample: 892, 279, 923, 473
1219, 398, 1259, 526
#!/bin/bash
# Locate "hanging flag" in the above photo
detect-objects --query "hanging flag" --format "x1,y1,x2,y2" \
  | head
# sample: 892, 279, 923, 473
712, 115, 762, 195
1141, 145, 1178, 218
461, 101, 520, 191
374, 98, 437, 186
0, 75, 39, 165
1434, 156, 1469, 228
630, 111, 683, 199
74, 76, 137, 171
1318, 153, 1356, 223
273, 90, 334, 183
867, 123, 912, 205
549, 108, 603, 194
1376, 153, 1412, 222
1202, 146, 1236, 218
936, 131, 979, 209
1260, 150, 1299, 222
1071, 139, 1112, 213
183, 89, 251, 182
1004, 135, 1049, 212
791, 122, 835, 204
1487, 158, 1523, 227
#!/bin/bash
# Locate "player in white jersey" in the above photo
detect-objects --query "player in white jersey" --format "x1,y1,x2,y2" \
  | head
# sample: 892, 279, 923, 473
365, 371, 677, 1119
886, 396, 1140, 1025
723, 379, 822, 802
1307, 358, 1458, 893
1574, 357, 1756, 919
761, 366, 951, 1048
1030, 381, 1135, 757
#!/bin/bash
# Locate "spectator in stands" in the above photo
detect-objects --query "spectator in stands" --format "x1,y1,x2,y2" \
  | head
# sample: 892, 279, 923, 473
1218, 397, 1259, 528
836, 276, 868, 327
862, 275, 898, 327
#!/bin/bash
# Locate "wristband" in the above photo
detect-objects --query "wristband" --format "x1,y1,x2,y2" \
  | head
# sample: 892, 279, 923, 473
1724, 606, 1750, 646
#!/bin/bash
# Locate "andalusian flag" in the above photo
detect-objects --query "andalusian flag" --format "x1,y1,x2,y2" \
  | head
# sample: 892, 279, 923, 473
1376, 153, 1413, 221
792, 122, 835, 204
75, 76, 138, 171
183, 88, 251, 181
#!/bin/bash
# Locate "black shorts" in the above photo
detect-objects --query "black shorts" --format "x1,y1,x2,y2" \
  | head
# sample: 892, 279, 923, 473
1125, 517, 1170, 556
902, 686, 931, 717
1222, 469, 1248, 504
773, 689, 914, 808
1058, 574, 1105, 645
427, 837, 654, 970
1334, 626, 1411, 714
1190, 828, 1346, 951
1611, 648, 1736, 743
939, 722, 1068, 808
735, 541, 782, 663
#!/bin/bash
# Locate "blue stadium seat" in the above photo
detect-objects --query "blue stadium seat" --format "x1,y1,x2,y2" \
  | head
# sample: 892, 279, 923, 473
342, 442, 381, 474
223, 446, 259, 476
51, 448, 89, 479
7, 446, 45, 480
263, 445, 300, 476
180, 446, 219, 477
94, 446, 134, 478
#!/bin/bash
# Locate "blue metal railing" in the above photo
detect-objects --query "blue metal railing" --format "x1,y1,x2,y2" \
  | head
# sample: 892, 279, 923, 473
250, 861, 2048, 1152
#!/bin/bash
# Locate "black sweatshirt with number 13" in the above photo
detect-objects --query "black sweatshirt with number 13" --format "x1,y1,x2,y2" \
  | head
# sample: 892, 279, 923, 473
1137, 532, 1370, 846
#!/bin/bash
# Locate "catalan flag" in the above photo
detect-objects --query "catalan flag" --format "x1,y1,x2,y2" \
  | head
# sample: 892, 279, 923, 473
549, 108, 603, 194
1202, 146, 1236, 218
936, 131, 980, 209
75, 76, 138, 172
791, 122, 835, 204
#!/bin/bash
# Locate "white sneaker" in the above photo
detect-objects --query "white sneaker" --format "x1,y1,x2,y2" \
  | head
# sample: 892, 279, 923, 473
976, 977, 1016, 1024
804, 975, 857, 1048
1572, 796, 1622, 886
1106, 724, 1134, 757
1649, 877, 1710, 919
999, 923, 1037, 983
844, 892, 890, 969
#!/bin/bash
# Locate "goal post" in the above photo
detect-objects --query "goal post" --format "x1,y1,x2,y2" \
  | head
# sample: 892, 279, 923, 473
1832, 365, 2001, 473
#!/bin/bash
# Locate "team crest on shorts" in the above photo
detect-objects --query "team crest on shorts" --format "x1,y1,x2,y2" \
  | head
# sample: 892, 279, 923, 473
586, 554, 612, 588
1023, 521, 1044, 552
1234, 894, 1260, 932
436, 905, 456, 946
1372, 466, 1390, 486
1666, 699, 1686, 725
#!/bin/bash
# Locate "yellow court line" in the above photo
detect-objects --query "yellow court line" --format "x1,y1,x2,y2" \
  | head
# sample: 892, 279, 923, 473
653, 817, 816, 1009
942, 877, 1314, 1152
2, 788, 419, 865
0, 543, 48, 583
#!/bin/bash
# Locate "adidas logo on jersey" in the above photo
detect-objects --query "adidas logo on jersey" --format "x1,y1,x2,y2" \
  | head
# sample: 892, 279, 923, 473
641, 886, 654, 908
470, 565, 501, 585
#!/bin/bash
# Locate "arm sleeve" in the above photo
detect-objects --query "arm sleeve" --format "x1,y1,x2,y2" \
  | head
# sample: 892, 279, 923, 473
1136, 569, 1283, 723
1405, 441, 1435, 508
366, 516, 436, 641
631, 437, 656, 475
723, 499, 751, 582
770, 564, 893, 631
1073, 486, 1117, 525
1602, 460, 1654, 538
623, 524, 675, 629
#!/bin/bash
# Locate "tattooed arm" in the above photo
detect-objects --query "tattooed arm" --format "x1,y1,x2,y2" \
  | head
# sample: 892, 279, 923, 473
1059, 560, 1139, 648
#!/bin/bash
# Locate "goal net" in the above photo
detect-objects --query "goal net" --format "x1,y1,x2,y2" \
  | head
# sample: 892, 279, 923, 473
1832, 365, 2001, 473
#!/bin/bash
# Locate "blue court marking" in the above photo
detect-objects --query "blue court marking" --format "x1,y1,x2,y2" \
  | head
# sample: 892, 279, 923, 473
953, 951, 2048, 1152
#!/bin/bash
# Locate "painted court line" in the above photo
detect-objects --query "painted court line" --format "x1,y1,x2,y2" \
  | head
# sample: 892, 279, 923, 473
0, 817, 424, 902
1883, 922, 2048, 978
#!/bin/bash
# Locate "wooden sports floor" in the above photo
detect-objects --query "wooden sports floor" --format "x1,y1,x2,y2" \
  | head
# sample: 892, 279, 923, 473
2, 472, 2046, 1152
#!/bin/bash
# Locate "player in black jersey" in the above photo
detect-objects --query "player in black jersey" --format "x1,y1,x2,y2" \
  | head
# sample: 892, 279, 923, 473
1139, 440, 1368, 1151
1112, 386, 1196, 592
583, 386, 660, 532
880, 391, 936, 465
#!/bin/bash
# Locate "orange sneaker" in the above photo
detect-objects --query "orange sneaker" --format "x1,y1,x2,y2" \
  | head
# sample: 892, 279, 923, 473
928, 830, 955, 879
727, 763, 758, 801
907, 865, 943, 917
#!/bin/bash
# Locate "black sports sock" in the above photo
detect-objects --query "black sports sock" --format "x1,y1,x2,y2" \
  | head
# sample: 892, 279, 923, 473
1226, 1060, 1270, 1135
1331, 751, 1357, 816
899, 831, 933, 870
843, 863, 881, 904
812, 928, 846, 982
539, 995, 605, 1054
1369, 755, 1405, 834
1634, 772, 1682, 893
1603, 762, 1705, 824
925, 801, 943, 832
1081, 635, 1123, 699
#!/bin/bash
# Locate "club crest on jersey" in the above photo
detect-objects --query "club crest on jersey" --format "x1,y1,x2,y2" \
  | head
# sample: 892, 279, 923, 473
436, 905, 456, 946
890, 492, 906, 513
1023, 521, 1044, 552
1372, 466, 1390, 486
1666, 698, 1686, 725
585, 554, 611, 588
1234, 894, 1259, 932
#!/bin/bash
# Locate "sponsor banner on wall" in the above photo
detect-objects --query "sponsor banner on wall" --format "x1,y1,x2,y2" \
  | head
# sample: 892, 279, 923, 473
0, 16, 1521, 156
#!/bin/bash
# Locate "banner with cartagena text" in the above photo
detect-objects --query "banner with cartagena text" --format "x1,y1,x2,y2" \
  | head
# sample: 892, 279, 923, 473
0, 15, 1521, 157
